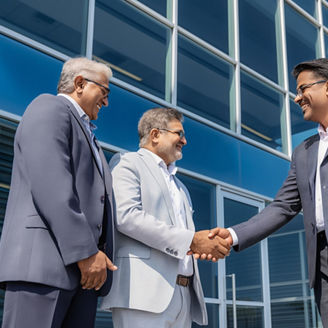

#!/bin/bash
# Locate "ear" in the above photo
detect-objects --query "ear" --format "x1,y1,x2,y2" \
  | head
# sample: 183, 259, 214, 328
74, 75, 85, 94
149, 128, 161, 144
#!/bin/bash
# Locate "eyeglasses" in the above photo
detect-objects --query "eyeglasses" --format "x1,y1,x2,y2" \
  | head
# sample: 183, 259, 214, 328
296, 80, 326, 98
156, 128, 185, 139
84, 78, 110, 98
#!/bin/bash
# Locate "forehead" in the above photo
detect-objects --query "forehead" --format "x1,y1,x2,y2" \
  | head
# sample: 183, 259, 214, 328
167, 119, 183, 129
296, 70, 320, 86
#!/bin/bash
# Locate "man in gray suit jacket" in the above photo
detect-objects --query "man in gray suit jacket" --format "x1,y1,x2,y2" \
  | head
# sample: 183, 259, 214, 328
0, 57, 117, 327
101, 108, 230, 327
209, 58, 328, 327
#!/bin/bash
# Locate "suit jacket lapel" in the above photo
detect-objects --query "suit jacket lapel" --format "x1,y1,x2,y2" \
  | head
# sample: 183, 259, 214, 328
64, 98, 103, 177
138, 148, 175, 225
306, 134, 319, 201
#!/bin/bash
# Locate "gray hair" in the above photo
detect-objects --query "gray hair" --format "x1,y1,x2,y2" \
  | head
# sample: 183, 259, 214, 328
57, 57, 112, 94
138, 108, 183, 147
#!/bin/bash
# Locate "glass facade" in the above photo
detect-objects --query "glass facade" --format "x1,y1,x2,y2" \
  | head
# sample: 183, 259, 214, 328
0, 0, 326, 327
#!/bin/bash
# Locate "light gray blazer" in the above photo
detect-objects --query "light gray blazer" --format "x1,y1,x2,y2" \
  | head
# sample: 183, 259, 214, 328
232, 134, 323, 288
0, 94, 114, 295
101, 148, 207, 325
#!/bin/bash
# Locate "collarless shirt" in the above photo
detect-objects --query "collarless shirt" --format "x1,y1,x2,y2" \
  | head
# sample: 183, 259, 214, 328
143, 148, 193, 276
315, 124, 328, 232
57, 94, 103, 175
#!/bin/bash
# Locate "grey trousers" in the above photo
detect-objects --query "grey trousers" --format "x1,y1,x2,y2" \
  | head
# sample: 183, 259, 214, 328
315, 232, 328, 328
2, 282, 98, 328
112, 284, 192, 328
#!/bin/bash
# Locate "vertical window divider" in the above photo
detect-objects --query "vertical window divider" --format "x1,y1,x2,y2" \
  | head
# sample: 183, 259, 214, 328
318, 0, 326, 57
169, 0, 178, 105
86, 0, 95, 59
278, 0, 292, 157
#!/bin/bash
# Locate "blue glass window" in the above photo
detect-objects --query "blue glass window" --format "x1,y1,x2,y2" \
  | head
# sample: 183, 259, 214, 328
93, 0, 170, 99
292, 0, 315, 17
322, 4, 328, 27
178, 0, 229, 54
177, 173, 218, 298
285, 4, 318, 91
227, 306, 264, 327
193, 303, 220, 328
325, 33, 328, 60
177, 35, 233, 129
239, 0, 278, 82
0, 0, 88, 56
290, 98, 317, 150
137, 0, 167, 18
241, 71, 284, 151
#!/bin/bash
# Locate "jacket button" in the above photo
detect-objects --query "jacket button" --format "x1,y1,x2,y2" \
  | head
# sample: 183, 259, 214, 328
174, 251, 178, 256
97, 224, 102, 230
165, 248, 170, 253
100, 195, 105, 203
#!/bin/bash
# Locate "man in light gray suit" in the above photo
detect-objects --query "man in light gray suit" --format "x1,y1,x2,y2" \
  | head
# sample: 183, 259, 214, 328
101, 108, 230, 327
209, 58, 328, 327
0, 57, 117, 327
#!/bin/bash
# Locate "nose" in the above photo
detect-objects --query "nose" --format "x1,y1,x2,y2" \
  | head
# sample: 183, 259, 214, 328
181, 136, 187, 145
102, 95, 109, 107
294, 93, 302, 104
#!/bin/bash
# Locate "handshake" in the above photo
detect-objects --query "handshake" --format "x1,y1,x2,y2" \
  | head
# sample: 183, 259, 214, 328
188, 228, 232, 262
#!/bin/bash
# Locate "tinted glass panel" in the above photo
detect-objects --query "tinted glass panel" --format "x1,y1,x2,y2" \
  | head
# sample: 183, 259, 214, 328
285, 4, 318, 91
292, 0, 315, 17
94, 0, 169, 99
137, 0, 167, 17
224, 198, 262, 302
227, 305, 264, 328
241, 71, 284, 151
178, 0, 229, 54
323, 4, 328, 27
177, 35, 233, 129
239, 0, 278, 82
0, 0, 88, 56
177, 173, 217, 298
192, 303, 220, 327
290, 98, 317, 150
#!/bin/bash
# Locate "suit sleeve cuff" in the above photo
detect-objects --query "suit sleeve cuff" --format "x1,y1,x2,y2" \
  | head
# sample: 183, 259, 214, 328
228, 228, 238, 246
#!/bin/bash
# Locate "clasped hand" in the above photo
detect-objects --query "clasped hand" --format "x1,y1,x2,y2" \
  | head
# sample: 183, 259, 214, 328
189, 228, 232, 262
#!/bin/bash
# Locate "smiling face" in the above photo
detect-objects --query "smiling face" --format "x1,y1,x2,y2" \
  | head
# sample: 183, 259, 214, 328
294, 70, 328, 127
72, 73, 109, 120
154, 119, 187, 165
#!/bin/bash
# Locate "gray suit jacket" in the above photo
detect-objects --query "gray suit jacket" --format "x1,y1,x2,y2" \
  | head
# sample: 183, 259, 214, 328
0, 94, 114, 295
232, 134, 322, 288
100, 148, 207, 325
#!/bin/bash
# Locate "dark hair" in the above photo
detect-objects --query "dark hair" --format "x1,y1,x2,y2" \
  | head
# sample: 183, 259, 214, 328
292, 58, 328, 80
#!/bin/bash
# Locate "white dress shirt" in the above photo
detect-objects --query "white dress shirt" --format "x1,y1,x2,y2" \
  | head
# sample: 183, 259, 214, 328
144, 149, 194, 276
229, 124, 328, 246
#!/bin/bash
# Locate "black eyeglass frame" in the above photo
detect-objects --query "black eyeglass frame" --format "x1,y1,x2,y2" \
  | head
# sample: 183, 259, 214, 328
155, 127, 186, 139
84, 78, 110, 97
296, 79, 327, 97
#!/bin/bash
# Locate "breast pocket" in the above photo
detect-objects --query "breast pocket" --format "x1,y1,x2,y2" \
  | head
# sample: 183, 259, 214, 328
25, 214, 48, 230
116, 246, 150, 259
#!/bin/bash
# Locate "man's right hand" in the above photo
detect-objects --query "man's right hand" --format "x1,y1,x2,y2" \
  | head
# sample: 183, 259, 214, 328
77, 251, 117, 291
190, 230, 231, 262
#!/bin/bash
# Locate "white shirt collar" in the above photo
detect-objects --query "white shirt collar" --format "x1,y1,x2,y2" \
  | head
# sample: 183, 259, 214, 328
318, 124, 328, 140
141, 148, 177, 175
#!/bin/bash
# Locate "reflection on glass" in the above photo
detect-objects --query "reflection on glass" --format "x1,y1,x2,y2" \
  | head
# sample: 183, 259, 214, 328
177, 173, 218, 298
94, 0, 170, 99
285, 4, 318, 91
290, 99, 317, 150
178, 0, 229, 54
137, 0, 167, 17
0, 0, 88, 56
95, 309, 114, 328
227, 305, 264, 328
292, 0, 315, 17
192, 303, 220, 328
177, 35, 233, 129
323, 5, 328, 27
224, 198, 263, 302
241, 71, 284, 151
271, 300, 317, 328
239, 0, 278, 82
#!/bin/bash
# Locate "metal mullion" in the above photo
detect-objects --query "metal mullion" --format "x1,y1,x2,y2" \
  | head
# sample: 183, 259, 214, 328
170, 0, 178, 105
261, 238, 272, 328
0, 26, 69, 62
285, 0, 321, 27
177, 26, 236, 66
239, 63, 286, 94
124, 0, 174, 28
318, 0, 325, 57
85, 0, 95, 58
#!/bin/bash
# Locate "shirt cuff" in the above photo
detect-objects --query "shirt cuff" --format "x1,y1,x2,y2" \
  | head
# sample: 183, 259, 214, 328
227, 228, 238, 246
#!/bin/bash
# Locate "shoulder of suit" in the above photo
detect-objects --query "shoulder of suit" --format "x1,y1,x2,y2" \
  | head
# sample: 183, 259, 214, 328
296, 133, 319, 152
109, 151, 140, 170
